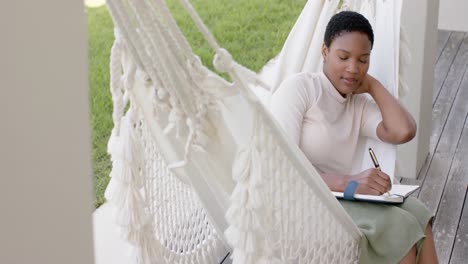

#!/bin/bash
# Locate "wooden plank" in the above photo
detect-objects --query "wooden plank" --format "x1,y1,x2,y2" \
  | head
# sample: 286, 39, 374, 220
432, 112, 468, 264
449, 190, 468, 264
400, 31, 452, 187
402, 34, 468, 195
402, 32, 464, 188
417, 45, 468, 215
437, 30, 452, 62
433, 32, 465, 105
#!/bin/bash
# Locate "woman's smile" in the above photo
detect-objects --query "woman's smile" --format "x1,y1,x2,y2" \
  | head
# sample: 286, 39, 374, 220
342, 76, 358, 86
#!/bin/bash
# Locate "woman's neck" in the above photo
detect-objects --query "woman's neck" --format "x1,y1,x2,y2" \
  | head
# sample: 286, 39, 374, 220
322, 70, 347, 98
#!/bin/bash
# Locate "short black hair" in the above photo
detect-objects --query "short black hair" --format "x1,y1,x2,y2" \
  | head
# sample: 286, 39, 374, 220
324, 11, 374, 48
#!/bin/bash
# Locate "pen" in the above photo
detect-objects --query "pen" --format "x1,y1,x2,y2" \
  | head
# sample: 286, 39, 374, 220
369, 147, 380, 170
369, 148, 391, 195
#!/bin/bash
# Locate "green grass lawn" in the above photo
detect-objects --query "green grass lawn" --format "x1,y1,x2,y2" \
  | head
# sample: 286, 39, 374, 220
87, 0, 307, 208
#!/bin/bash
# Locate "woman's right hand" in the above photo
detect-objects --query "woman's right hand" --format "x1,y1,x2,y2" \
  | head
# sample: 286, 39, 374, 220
346, 168, 392, 195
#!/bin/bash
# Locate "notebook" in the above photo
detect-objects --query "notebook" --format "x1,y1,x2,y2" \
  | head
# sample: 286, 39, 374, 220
332, 184, 420, 204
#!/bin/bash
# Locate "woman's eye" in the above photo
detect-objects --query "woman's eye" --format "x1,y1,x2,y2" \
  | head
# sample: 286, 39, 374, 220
359, 59, 368, 63
339, 57, 347, 60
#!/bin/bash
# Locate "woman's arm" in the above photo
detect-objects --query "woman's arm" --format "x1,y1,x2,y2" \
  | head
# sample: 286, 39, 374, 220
356, 74, 417, 144
270, 76, 311, 145
321, 168, 392, 195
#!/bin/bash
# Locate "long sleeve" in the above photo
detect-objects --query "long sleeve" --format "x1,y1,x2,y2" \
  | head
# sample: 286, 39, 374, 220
270, 74, 312, 145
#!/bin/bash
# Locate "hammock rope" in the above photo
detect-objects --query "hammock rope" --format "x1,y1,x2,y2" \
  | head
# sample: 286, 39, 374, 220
104, 0, 404, 263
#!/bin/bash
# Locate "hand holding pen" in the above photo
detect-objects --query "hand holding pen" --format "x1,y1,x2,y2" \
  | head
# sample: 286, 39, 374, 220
345, 148, 392, 195
369, 148, 392, 195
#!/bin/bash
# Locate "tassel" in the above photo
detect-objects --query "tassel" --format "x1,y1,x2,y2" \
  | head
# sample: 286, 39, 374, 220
231, 184, 248, 205
107, 130, 121, 159
108, 113, 144, 187
104, 107, 155, 263
232, 145, 261, 183
258, 256, 282, 264
248, 150, 262, 187
231, 250, 247, 264
225, 225, 241, 246
115, 186, 148, 230
226, 203, 241, 225
227, 139, 270, 264
246, 187, 262, 210
244, 231, 257, 253
103, 176, 119, 201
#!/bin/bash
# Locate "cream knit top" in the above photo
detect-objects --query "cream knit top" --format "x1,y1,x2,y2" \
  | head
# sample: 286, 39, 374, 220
270, 72, 382, 174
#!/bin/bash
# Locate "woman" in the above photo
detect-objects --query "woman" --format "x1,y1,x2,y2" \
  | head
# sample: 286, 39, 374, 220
270, 11, 438, 264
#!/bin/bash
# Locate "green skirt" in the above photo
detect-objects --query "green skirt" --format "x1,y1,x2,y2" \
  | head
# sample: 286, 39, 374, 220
339, 197, 433, 264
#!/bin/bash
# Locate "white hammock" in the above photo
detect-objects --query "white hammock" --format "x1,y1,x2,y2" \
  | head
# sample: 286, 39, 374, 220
104, 0, 406, 263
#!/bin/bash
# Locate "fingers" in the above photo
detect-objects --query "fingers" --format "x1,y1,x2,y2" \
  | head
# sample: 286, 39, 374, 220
375, 169, 392, 191
353, 168, 391, 195
368, 178, 388, 194
372, 170, 391, 192
354, 178, 386, 195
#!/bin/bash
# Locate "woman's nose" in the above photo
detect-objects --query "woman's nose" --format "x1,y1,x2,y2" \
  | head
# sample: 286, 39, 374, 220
346, 60, 359, 73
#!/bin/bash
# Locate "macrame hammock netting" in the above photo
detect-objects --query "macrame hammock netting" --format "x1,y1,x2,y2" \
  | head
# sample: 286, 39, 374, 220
104, 0, 408, 263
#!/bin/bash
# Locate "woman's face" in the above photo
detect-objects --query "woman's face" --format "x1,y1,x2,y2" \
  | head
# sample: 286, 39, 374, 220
322, 31, 372, 97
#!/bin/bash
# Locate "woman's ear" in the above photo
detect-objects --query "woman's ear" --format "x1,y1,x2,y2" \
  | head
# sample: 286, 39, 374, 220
322, 43, 328, 62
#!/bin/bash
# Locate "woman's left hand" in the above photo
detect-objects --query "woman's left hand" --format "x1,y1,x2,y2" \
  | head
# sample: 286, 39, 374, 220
353, 74, 377, 95
356, 73, 417, 144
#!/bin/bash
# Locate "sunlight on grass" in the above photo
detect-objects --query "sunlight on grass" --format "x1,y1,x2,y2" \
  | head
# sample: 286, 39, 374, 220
88, 0, 307, 208
87, 6, 114, 208
85, 0, 106, 8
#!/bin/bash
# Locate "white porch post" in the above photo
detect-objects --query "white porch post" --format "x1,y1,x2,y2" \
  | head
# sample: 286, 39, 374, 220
398, 0, 440, 178
439, 0, 468, 32
0, 1, 95, 263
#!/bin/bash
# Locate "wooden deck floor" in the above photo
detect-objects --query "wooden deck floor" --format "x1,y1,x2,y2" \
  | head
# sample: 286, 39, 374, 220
401, 30, 468, 264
